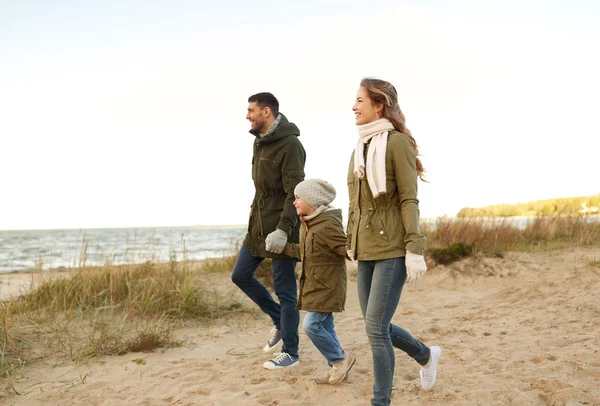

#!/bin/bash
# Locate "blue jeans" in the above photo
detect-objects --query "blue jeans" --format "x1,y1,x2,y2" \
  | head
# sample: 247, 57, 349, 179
357, 257, 431, 406
303, 312, 345, 366
231, 244, 299, 357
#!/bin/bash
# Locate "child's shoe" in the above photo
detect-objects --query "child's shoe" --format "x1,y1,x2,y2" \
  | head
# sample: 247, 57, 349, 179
315, 368, 331, 384
329, 351, 356, 384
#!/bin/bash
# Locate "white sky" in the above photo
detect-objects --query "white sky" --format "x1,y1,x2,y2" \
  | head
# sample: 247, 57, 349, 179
1, 0, 599, 230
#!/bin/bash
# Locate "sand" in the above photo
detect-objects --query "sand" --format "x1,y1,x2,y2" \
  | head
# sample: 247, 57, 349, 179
2, 247, 600, 405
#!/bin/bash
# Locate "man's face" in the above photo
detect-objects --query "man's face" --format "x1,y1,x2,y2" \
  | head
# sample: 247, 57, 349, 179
246, 102, 268, 133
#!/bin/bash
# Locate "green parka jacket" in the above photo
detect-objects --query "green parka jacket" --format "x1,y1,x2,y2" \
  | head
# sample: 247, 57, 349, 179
243, 114, 306, 259
286, 208, 347, 313
346, 130, 427, 260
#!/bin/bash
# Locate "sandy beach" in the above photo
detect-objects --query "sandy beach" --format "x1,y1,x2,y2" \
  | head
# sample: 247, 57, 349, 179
2, 247, 600, 405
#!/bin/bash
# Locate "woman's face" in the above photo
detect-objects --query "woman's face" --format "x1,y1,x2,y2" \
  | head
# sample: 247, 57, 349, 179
353, 87, 381, 125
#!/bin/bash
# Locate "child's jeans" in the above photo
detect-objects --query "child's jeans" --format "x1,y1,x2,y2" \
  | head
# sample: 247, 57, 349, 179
302, 311, 345, 366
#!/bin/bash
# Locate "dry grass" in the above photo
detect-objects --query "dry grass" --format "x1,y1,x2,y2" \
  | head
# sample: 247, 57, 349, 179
0, 254, 261, 396
422, 215, 600, 264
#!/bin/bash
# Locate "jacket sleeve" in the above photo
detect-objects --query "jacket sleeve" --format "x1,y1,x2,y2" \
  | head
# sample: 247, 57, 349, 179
345, 153, 354, 253
390, 134, 427, 255
322, 220, 348, 258
283, 243, 301, 259
277, 137, 306, 235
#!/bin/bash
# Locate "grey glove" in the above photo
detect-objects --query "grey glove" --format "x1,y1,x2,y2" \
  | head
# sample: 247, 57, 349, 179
265, 229, 288, 254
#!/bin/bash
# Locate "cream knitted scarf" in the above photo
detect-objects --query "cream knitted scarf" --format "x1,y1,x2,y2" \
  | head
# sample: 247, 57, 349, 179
353, 118, 395, 198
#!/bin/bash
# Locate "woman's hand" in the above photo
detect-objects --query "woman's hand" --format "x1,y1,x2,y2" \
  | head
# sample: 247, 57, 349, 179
405, 251, 427, 284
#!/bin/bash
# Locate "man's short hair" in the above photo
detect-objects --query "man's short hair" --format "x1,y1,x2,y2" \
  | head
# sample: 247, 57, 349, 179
248, 92, 279, 117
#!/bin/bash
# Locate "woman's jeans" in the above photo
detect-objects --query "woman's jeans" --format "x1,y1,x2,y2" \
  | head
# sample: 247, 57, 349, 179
302, 311, 345, 366
231, 244, 299, 358
357, 257, 431, 406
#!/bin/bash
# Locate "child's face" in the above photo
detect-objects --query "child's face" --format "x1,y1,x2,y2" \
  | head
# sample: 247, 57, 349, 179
293, 195, 315, 217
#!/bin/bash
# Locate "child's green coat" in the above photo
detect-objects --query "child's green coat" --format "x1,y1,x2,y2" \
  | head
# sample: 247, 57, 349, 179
286, 208, 347, 313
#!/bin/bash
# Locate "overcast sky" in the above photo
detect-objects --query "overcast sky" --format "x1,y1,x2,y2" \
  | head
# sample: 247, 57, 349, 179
1, 0, 598, 229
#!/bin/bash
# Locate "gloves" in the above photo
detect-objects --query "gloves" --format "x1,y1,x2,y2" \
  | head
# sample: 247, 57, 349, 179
265, 229, 288, 254
405, 251, 427, 284
347, 250, 358, 270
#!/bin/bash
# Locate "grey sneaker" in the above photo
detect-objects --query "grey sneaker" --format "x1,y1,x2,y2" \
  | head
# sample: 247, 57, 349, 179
263, 327, 283, 353
420, 346, 441, 390
329, 352, 356, 384
263, 352, 300, 370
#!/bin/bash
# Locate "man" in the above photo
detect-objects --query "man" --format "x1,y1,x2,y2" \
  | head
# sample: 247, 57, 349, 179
231, 92, 306, 369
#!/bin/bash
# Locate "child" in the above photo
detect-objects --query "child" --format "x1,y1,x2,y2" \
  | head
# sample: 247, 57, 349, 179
279, 178, 355, 384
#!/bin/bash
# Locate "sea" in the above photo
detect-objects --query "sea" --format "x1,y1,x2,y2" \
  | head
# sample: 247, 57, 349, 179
0, 226, 247, 273
2, 216, 597, 273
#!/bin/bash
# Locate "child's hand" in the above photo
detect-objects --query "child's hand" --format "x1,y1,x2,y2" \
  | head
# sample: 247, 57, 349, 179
347, 250, 358, 270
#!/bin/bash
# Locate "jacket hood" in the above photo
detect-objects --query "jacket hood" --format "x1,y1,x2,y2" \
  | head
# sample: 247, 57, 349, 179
250, 113, 300, 144
305, 208, 343, 228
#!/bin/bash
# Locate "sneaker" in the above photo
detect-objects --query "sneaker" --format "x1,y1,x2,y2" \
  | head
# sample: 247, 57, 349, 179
263, 352, 300, 370
315, 369, 331, 385
263, 327, 282, 353
328, 352, 356, 384
420, 346, 441, 390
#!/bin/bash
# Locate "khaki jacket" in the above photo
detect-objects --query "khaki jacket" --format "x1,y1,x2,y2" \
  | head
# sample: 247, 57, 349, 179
286, 209, 347, 313
243, 114, 306, 259
346, 130, 427, 260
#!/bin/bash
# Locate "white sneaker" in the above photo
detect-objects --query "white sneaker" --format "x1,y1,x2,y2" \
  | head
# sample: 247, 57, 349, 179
420, 346, 441, 390
263, 327, 283, 353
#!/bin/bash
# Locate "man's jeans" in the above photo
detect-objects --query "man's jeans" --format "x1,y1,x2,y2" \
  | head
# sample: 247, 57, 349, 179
303, 311, 345, 366
231, 244, 299, 357
357, 257, 431, 406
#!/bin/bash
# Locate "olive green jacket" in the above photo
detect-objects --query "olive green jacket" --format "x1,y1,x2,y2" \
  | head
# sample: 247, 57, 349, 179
243, 114, 306, 259
285, 208, 347, 312
346, 130, 427, 260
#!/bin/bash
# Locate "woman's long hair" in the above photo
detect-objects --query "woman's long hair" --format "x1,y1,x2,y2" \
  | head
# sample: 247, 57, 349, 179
360, 77, 426, 181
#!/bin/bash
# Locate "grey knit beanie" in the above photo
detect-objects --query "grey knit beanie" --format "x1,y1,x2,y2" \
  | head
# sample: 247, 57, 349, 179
294, 179, 336, 209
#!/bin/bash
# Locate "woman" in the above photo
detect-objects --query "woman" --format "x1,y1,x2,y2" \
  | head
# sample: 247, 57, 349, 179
346, 77, 441, 405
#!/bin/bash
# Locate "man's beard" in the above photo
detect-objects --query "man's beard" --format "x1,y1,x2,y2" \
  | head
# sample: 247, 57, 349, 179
253, 119, 266, 133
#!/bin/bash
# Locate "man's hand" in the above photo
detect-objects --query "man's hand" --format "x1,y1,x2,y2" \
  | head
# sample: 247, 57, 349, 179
265, 229, 288, 254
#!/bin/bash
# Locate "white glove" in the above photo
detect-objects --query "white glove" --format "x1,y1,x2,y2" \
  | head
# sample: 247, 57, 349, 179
405, 251, 427, 284
265, 229, 288, 254
347, 250, 358, 270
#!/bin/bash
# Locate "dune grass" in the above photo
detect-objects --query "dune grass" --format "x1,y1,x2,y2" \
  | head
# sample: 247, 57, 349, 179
422, 215, 600, 264
0, 250, 271, 396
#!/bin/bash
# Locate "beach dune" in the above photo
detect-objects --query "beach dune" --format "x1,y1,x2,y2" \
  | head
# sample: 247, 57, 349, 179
3, 247, 600, 405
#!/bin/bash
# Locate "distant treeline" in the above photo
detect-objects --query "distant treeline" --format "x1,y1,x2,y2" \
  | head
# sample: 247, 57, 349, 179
457, 194, 600, 218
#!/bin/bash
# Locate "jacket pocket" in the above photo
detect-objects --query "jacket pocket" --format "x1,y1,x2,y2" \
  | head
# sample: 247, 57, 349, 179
312, 266, 333, 290
362, 216, 390, 250
258, 158, 279, 186
258, 198, 284, 235
375, 219, 390, 244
